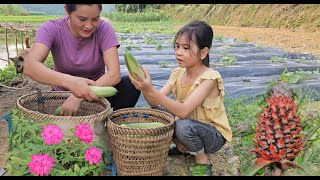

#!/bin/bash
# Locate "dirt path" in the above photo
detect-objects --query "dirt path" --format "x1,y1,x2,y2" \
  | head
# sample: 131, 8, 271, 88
213, 26, 320, 56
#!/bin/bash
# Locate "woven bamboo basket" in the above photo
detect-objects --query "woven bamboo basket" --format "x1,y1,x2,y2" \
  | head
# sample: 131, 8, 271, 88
16, 91, 112, 143
107, 108, 175, 176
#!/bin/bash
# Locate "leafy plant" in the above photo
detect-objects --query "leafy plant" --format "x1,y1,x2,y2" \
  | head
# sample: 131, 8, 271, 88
156, 44, 163, 50
279, 68, 320, 84
158, 61, 171, 68
243, 82, 317, 176
220, 56, 237, 66
144, 35, 158, 45
6, 109, 109, 176
268, 56, 287, 63
0, 64, 20, 85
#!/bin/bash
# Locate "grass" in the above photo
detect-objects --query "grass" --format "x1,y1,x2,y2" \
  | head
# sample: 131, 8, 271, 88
112, 21, 184, 35
0, 15, 62, 23
164, 4, 320, 32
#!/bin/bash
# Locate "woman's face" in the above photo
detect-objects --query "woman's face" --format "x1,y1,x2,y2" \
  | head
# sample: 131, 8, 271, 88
67, 4, 101, 39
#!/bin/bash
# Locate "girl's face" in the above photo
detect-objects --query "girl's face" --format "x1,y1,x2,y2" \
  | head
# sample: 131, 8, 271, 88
174, 34, 202, 68
67, 4, 101, 39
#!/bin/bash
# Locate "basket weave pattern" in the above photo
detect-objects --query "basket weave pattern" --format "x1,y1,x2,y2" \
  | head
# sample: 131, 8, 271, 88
107, 108, 175, 176
16, 91, 111, 142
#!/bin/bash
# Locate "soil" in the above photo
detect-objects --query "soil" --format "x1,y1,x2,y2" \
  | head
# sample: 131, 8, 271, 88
1, 25, 319, 175
213, 26, 320, 56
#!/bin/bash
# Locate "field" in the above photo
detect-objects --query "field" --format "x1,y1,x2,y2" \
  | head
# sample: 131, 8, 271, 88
1, 11, 320, 176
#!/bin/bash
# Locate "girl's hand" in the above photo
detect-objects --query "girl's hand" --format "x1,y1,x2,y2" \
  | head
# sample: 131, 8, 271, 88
128, 66, 153, 92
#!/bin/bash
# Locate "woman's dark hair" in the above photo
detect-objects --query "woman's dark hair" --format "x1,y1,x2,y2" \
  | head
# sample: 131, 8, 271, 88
66, 4, 102, 15
173, 20, 213, 67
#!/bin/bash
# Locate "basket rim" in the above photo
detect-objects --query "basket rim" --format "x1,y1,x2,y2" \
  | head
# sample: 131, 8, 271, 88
107, 107, 175, 130
16, 91, 111, 119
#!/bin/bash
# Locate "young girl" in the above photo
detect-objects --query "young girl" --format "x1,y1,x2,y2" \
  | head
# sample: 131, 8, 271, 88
129, 20, 232, 176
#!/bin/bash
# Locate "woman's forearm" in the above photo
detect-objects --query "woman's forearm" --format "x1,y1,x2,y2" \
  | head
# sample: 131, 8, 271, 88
95, 72, 121, 87
24, 60, 73, 88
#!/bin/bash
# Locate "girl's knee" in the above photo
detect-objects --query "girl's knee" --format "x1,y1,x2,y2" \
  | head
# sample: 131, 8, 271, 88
175, 119, 193, 129
174, 119, 194, 139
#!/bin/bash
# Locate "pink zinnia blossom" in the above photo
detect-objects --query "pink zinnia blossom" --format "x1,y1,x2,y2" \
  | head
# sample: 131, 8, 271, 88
28, 153, 55, 176
41, 125, 64, 145
74, 123, 94, 144
84, 146, 102, 165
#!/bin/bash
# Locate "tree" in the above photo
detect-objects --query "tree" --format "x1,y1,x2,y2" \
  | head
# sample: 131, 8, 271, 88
115, 4, 162, 13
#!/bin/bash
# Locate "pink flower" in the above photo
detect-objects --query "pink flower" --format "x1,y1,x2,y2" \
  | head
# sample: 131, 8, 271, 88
28, 153, 55, 176
74, 123, 94, 144
84, 146, 102, 165
41, 125, 64, 145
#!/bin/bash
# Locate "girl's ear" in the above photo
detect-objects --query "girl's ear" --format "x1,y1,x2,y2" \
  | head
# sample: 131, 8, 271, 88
200, 47, 209, 60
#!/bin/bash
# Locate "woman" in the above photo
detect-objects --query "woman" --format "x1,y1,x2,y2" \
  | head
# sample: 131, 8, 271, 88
24, 4, 140, 115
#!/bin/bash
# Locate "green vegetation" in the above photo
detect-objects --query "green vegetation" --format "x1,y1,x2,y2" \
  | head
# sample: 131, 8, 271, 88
269, 56, 288, 63
115, 4, 162, 13
158, 61, 172, 68
0, 64, 20, 85
163, 4, 320, 32
1, 4, 320, 32
1, 6, 320, 175
0, 54, 54, 85
6, 109, 109, 176
112, 21, 181, 35
0, 15, 62, 23
210, 55, 237, 67
0, 4, 29, 16
279, 68, 320, 84
105, 11, 170, 22
225, 91, 320, 175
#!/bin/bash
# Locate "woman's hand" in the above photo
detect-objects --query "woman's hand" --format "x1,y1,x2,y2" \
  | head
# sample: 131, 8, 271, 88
66, 76, 98, 101
128, 66, 154, 92
60, 95, 83, 116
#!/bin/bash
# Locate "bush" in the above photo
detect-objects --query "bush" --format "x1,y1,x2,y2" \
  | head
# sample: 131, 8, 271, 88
6, 109, 109, 176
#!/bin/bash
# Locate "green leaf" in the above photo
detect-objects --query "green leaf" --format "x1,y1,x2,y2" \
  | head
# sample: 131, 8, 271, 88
54, 162, 65, 171
242, 158, 275, 176
288, 75, 300, 84
10, 156, 25, 165
302, 124, 320, 147
74, 164, 81, 173
69, 172, 78, 176
11, 166, 28, 176
79, 167, 89, 176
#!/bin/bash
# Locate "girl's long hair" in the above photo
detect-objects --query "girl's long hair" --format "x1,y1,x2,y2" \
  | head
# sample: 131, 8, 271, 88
173, 20, 213, 67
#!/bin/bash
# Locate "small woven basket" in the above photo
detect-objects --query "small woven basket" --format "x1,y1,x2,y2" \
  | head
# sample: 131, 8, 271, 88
16, 91, 111, 143
107, 108, 175, 176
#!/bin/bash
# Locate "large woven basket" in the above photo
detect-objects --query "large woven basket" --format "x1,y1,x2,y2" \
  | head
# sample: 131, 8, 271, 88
16, 91, 112, 143
107, 108, 175, 176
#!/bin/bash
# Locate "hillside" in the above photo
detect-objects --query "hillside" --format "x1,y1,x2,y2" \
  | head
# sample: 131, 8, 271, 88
161, 4, 320, 56
164, 4, 320, 32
